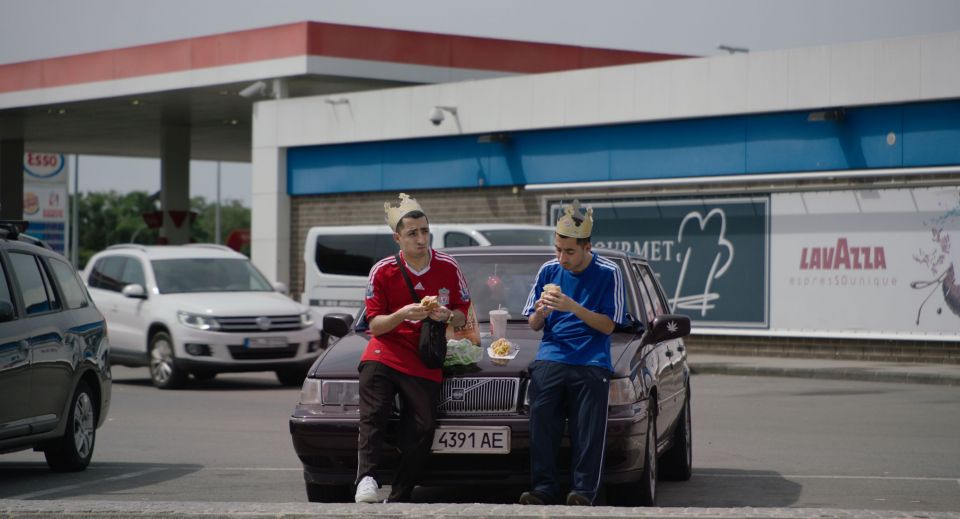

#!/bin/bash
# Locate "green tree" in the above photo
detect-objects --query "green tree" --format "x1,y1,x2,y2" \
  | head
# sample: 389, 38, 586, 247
74, 191, 250, 268
190, 197, 251, 250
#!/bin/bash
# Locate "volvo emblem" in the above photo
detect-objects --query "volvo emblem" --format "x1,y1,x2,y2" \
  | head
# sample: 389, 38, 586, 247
451, 388, 465, 401
256, 317, 271, 331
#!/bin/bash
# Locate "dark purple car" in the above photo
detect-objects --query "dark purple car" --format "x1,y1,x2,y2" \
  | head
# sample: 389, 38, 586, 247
290, 246, 691, 506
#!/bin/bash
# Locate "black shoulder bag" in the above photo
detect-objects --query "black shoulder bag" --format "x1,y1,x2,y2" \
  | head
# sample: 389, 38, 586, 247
395, 254, 447, 369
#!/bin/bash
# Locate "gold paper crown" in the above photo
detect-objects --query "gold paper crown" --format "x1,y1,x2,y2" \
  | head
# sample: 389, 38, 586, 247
555, 200, 593, 239
384, 193, 425, 230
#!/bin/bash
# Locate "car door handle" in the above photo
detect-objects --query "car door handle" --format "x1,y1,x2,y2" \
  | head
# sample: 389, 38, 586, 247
19, 340, 29, 354
665, 350, 673, 358
677, 345, 685, 352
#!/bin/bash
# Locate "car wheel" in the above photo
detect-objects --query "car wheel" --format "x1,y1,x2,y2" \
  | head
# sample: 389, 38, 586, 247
607, 409, 657, 506
660, 385, 692, 481
276, 367, 307, 387
150, 331, 186, 389
305, 482, 351, 503
43, 381, 96, 472
638, 410, 658, 505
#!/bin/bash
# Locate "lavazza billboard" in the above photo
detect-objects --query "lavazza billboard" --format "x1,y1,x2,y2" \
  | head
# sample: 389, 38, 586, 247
550, 186, 960, 342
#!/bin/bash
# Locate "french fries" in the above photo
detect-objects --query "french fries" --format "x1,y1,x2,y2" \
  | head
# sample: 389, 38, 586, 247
490, 338, 512, 357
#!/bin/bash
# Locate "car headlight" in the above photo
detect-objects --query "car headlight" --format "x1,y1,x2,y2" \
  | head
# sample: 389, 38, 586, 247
608, 377, 641, 406
177, 311, 221, 331
300, 379, 360, 406
300, 312, 314, 328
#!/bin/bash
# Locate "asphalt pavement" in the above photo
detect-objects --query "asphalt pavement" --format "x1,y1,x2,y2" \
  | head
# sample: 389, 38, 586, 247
4, 352, 959, 519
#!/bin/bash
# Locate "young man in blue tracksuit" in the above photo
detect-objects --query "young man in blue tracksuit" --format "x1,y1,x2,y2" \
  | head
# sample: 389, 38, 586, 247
519, 200, 627, 507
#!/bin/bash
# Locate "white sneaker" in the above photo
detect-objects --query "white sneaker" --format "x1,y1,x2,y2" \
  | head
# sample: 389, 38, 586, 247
354, 475, 379, 503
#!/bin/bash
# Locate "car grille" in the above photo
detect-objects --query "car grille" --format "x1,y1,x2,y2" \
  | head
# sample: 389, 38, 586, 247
216, 315, 302, 333
439, 377, 519, 416
227, 344, 299, 360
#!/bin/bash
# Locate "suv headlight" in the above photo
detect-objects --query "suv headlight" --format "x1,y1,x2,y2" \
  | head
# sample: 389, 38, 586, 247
299, 312, 314, 328
608, 377, 641, 406
300, 379, 360, 405
177, 311, 221, 331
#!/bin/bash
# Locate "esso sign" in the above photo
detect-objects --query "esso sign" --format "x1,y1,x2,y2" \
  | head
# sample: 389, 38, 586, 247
24, 152, 66, 181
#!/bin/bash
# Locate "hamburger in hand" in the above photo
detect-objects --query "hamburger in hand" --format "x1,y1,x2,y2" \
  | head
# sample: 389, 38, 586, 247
420, 295, 440, 311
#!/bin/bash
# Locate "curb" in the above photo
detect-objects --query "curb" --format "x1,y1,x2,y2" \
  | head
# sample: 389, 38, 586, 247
3, 499, 959, 519
690, 363, 960, 386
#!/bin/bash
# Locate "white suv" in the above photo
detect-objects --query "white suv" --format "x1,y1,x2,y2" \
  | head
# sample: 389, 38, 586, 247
83, 244, 320, 389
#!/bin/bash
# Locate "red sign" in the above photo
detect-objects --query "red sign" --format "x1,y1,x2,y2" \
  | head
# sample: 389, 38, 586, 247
226, 228, 251, 252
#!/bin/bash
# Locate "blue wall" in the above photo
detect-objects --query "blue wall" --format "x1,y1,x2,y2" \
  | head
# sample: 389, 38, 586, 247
287, 100, 960, 196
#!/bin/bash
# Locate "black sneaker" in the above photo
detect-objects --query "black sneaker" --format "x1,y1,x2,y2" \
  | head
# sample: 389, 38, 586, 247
519, 490, 555, 505
565, 491, 591, 506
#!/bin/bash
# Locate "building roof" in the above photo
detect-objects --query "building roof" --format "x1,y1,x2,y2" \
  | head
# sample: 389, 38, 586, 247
0, 21, 686, 161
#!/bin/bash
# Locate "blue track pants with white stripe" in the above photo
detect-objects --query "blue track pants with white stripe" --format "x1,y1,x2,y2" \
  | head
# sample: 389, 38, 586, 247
527, 360, 610, 504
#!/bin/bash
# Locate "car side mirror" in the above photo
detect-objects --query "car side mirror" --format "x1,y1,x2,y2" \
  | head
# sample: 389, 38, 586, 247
272, 282, 289, 294
0, 300, 14, 322
121, 284, 147, 299
322, 313, 355, 339
649, 314, 691, 343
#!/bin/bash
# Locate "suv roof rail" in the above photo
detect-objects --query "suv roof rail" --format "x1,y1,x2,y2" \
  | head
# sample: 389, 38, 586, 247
0, 220, 29, 239
107, 244, 149, 252
0, 220, 53, 249
185, 243, 236, 252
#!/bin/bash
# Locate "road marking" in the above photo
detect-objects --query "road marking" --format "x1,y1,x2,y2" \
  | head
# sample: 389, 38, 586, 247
694, 472, 960, 483
7, 467, 166, 499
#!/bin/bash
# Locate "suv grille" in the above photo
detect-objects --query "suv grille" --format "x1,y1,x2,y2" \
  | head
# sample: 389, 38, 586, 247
216, 315, 302, 333
439, 377, 519, 416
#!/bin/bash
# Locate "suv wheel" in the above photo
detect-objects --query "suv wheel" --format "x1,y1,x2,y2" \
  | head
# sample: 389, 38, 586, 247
150, 331, 186, 389
44, 381, 96, 472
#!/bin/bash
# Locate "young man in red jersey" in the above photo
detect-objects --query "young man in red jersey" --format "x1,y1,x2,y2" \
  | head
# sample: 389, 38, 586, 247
354, 193, 470, 503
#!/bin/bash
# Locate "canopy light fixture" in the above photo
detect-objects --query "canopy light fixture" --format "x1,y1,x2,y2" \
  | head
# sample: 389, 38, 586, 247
807, 108, 846, 122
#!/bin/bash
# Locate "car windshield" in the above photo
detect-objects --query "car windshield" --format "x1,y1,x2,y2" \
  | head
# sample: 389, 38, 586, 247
152, 258, 274, 294
478, 229, 555, 246
454, 252, 549, 322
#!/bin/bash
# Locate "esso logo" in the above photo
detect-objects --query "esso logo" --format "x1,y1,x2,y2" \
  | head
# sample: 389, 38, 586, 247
24, 152, 65, 179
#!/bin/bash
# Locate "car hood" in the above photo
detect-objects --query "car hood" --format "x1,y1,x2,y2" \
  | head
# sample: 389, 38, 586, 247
160, 291, 307, 316
311, 321, 637, 379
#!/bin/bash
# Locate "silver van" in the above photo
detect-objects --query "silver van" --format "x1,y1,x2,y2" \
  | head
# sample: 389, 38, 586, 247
301, 223, 554, 321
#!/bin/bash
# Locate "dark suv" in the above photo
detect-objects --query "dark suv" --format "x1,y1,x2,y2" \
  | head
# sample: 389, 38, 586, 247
0, 221, 111, 471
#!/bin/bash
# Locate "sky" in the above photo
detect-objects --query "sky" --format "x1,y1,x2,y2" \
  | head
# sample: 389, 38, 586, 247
3, 0, 960, 206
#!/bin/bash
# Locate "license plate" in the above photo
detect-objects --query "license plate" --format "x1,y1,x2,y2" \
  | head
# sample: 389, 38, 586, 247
244, 337, 288, 348
431, 426, 510, 454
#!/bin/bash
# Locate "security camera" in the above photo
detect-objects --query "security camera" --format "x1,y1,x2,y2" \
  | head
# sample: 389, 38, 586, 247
238, 80, 267, 99
428, 107, 445, 126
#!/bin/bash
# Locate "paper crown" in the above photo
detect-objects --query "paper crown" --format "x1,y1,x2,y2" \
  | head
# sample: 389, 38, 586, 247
555, 200, 594, 239
384, 193, 425, 230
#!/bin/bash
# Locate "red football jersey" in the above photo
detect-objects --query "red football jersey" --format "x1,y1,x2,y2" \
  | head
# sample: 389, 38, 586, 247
362, 249, 470, 382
